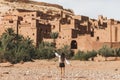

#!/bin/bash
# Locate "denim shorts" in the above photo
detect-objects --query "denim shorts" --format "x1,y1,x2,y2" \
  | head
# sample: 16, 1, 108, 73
59, 63, 65, 67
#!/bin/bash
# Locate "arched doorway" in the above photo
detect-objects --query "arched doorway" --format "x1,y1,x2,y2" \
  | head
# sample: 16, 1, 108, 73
71, 40, 77, 49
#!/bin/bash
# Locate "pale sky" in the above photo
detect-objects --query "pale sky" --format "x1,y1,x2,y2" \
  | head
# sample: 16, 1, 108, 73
32, 0, 120, 20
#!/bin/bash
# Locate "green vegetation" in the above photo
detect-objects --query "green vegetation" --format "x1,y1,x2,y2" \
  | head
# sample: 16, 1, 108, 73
73, 50, 97, 60
73, 50, 85, 60
73, 46, 120, 61
114, 48, 120, 57
98, 45, 115, 57
0, 28, 59, 63
50, 32, 59, 47
35, 42, 55, 59
0, 28, 120, 63
0, 28, 35, 63
50, 32, 59, 39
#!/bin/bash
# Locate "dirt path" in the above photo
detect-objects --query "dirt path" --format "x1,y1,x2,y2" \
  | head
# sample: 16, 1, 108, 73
0, 60, 120, 80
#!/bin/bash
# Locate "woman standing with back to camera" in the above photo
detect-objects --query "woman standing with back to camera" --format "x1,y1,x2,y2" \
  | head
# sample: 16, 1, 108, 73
55, 52, 71, 78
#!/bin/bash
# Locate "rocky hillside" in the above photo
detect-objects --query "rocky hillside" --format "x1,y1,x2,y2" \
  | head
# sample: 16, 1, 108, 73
0, 0, 74, 16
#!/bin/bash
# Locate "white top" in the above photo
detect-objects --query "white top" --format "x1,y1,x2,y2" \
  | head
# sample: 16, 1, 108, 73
55, 52, 70, 65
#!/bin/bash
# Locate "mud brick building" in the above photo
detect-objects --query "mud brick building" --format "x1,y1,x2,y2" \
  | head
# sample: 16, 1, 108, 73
0, 8, 120, 51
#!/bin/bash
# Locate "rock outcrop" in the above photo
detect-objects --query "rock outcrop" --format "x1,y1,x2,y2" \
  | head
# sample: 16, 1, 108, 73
0, 0, 74, 16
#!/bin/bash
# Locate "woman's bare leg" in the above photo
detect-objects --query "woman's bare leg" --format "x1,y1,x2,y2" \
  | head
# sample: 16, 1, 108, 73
60, 68, 62, 78
63, 67, 65, 77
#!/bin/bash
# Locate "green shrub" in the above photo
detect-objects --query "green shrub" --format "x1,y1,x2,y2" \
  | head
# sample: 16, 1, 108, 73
4, 51, 16, 63
86, 50, 97, 58
0, 52, 5, 63
73, 50, 97, 61
35, 42, 55, 59
50, 32, 59, 48
114, 48, 120, 57
98, 45, 115, 57
73, 50, 85, 60
36, 48, 55, 59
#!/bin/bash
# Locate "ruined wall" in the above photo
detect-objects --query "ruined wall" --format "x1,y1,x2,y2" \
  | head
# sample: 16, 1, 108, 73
16, 11, 38, 44
19, 24, 37, 44
56, 29, 72, 48
49, 20, 60, 32
0, 15, 18, 35
75, 35, 93, 51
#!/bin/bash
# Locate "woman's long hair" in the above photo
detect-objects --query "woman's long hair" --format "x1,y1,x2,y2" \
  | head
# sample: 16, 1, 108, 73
61, 53, 65, 62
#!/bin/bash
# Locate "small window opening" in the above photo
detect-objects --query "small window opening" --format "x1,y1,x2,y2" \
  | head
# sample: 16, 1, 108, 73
59, 36, 61, 38
33, 33, 35, 36
32, 14, 34, 16
96, 36, 99, 41
91, 31, 94, 37
9, 20, 13, 23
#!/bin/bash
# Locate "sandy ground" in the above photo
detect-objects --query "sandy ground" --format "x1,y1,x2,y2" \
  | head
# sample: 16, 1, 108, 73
0, 60, 120, 80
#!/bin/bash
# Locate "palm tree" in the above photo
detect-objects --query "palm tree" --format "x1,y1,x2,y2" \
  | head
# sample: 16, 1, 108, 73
0, 28, 17, 63
0, 28, 35, 63
15, 37, 35, 62
0, 28, 15, 51
50, 32, 59, 47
